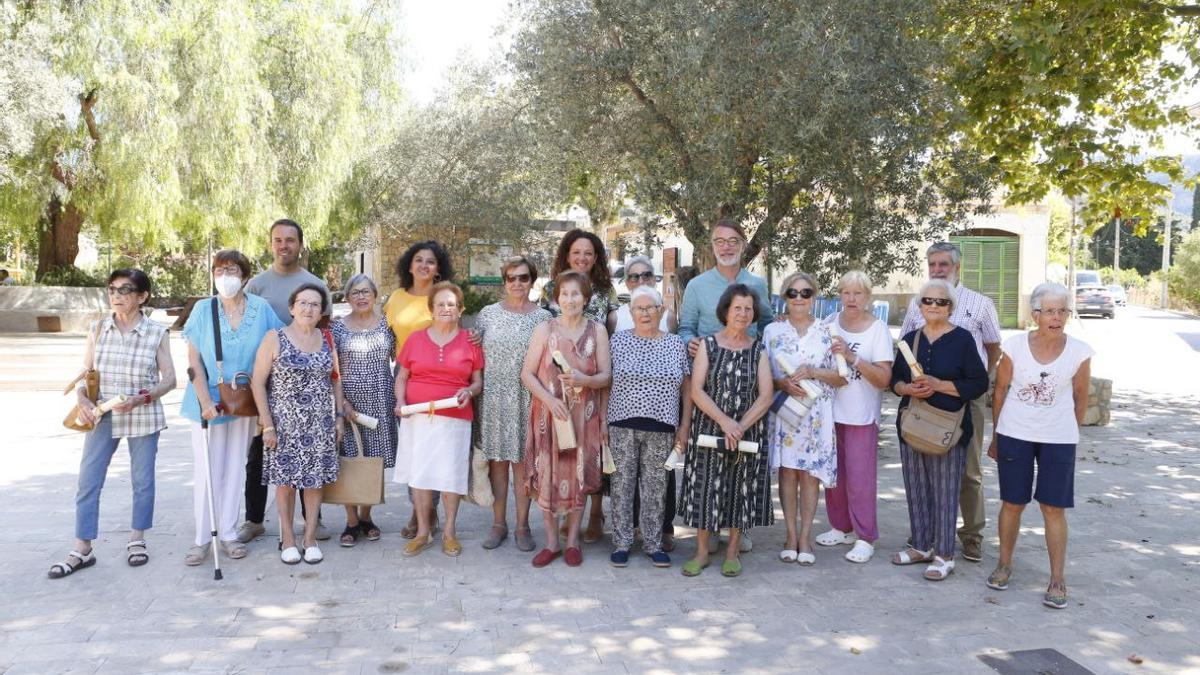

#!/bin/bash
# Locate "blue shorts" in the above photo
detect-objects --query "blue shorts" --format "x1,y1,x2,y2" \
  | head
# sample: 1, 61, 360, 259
996, 434, 1076, 508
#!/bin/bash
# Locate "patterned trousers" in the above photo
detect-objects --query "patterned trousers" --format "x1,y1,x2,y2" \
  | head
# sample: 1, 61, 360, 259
899, 437, 968, 558
609, 427, 674, 553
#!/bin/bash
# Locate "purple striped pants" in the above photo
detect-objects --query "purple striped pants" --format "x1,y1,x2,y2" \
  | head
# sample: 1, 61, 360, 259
899, 437, 968, 558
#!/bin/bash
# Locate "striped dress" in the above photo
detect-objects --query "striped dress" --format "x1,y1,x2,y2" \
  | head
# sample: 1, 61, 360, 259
678, 335, 773, 531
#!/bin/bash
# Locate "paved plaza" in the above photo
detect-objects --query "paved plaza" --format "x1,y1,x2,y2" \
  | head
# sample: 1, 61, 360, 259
1, 306, 1198, 674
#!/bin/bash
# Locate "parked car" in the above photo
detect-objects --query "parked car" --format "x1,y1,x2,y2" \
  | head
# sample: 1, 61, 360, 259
1106, 284, 1128, 306
1075, 284, 1115, 319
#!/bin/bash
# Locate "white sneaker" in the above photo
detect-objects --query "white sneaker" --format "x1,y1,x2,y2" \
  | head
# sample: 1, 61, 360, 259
280, 546, 301, 565
739, 532, 753, 553
815, 529, 857, 547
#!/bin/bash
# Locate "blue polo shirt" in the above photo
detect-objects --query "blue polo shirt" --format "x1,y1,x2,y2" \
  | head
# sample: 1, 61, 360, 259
677, 268, 774, 343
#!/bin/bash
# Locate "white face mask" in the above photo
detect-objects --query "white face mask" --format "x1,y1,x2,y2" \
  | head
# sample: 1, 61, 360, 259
214, 275, 242, 299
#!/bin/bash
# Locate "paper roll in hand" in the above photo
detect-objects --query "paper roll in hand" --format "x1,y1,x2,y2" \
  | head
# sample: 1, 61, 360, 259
696, 434, 759, 454
399, 397, 459, 417
824, 324, 851, 378
353, 411, 379, 429
896, 340, 924, 378
76, 395, 127, 426
664, 447, 685, 470
551, 350, 582, 395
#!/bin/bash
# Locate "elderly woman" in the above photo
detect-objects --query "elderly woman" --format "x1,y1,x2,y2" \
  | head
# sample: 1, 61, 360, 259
393, 282, 484, 558
331, 274, 397, 547
181, 250, 282, 566
890, 279, 988, 580
819, 271, 894, 564
607, 286, 690, 568
763, 272, 845, 565
986, 282, 1092, 609
385, 240, 455, 539
541, 230, 618, 542
474, 256, 551, 551
610, 255, 675, 333
48, 269, 176, 578
678, 284, 774, 578
251, 283, 346, 565
522, 271, 611, 567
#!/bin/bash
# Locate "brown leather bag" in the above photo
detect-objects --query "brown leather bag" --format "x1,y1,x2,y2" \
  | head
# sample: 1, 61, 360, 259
898, 329, 965, 456
62, 322, 103, 432
211, 298, 258, 417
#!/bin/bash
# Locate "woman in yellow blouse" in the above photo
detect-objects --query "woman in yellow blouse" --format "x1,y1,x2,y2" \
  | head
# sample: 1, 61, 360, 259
384, 240, 455, 538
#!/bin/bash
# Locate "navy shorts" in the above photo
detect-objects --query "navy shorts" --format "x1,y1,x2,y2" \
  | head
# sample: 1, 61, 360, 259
996, 434, 1076, 508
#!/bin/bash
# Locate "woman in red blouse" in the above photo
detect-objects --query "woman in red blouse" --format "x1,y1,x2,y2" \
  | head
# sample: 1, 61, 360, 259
393, 282, 484, 557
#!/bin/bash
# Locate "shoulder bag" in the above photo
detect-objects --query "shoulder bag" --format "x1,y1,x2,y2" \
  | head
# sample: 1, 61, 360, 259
899, 329, 965, 456
211, 299, 258, 417
62, 320, 103, 432
323, 422, 385, 506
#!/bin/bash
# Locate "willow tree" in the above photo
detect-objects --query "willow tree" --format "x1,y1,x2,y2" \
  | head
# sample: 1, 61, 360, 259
0, 0, 402, 279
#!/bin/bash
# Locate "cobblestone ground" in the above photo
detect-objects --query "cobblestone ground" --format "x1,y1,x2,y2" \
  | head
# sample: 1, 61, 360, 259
1, 327, 1198, 674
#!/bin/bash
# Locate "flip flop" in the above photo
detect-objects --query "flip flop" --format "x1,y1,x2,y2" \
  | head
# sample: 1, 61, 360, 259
681, 559, 710, 577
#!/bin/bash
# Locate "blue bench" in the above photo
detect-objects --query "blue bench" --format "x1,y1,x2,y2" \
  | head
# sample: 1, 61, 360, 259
769, 295, 890, 324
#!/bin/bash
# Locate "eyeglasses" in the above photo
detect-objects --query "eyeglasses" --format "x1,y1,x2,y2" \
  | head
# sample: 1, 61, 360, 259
627, 271, 658, 283
107, 284, 138, 296
505, 273, 532, 283
1035, 308, 1071, 317
632, 304, 661, 314
213, 266, 242, 277
784, 288, 815, 300
712, 237, 742, 248
920, 297, 951, 307
348, 289, 373, 298
294, 300, 322, 310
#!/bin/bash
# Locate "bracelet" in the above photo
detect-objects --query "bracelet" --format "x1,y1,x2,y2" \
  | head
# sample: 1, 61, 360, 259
262, 426, 275, 433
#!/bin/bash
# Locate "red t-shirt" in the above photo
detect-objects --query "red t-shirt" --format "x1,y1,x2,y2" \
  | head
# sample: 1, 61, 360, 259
398, 329, 485, 421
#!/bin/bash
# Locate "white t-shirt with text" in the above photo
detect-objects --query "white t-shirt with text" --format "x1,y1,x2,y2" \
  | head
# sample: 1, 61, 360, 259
825, 312, 895, 426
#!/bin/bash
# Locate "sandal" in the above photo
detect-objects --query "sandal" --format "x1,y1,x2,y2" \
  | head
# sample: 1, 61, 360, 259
340, 525, 360, 548
681, 559, 710, 577
721, 558, 743, 577
986, 563, 1012, 590
220, 540, 247, 560
48, 549, 96, 579
126, 540, 149, 567
923, 556, 955, 581
443, 536, 462, 557
892, 547, 933, 565
779, 548, 798, 563
845, 540, 875, 564
400, 519, 418, 540
360, 520, 381, 541
184, 545, 208, 566
403, 535, 434, 557
1043, 581, 1068, 609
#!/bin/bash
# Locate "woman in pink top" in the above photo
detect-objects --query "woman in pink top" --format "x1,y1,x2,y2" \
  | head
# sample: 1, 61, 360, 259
393, 282, 484, 558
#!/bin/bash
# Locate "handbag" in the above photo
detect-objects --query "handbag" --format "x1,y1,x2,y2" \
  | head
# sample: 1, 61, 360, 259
62, 321, 103, 432
323, 422, 385, 506
898, 330, 965, 456
463, 445, 495, 506
210, 299, 257, 417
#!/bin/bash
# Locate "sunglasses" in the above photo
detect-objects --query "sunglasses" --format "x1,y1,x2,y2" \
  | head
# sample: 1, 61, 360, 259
920, 297, 951, 307
784, 288, 815, 300
627, 271, 659, 283
505, 273, 532, 283
107, 285, 138, 296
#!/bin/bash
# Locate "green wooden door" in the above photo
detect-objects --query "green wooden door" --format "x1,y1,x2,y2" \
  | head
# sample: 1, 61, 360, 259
952, 235, 1020, 328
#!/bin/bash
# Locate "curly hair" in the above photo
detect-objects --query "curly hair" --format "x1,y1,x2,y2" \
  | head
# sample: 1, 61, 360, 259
550, 229, 611, 295
395, 240, 454, 290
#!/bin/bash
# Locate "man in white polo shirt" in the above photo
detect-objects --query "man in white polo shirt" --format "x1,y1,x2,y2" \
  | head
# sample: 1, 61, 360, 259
900, 241, 1001, 563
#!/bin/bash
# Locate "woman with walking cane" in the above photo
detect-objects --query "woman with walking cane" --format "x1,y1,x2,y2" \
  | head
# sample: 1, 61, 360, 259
181, 250, 282, 568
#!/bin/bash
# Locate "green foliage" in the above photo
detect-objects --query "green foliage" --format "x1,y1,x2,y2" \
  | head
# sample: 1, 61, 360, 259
460, 285, 498, 317
1192, 184, 1200, 230
1095, 266, 1148, 290
37, 265, 106, 288
1170, 229, 1200, 308
1092, 215, 1183, 276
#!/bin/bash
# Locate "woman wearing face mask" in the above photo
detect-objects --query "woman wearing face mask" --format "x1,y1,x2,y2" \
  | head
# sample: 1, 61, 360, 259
181, 250, 283, 566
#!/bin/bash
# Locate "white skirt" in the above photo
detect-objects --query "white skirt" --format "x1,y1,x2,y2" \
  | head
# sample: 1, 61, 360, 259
393, 414, 471, 495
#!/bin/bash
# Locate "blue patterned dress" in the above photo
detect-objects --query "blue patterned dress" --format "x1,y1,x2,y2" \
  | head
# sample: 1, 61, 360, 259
263, 329, 339, 489
763, 320, 838, 486
331, 316, 398, 467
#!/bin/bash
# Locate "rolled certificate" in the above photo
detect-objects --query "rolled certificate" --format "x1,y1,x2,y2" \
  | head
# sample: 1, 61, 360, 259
601, 443, 616, 474
551, 350, 582, 394
896, 340, 924, 377
664, 447, 684, 470
772, 353, 824, 399
77, 395, 127, 426
824, 324, 851, 378
696, 434, 759, 454
353, 411, 379, 429
399, 397, 459, 417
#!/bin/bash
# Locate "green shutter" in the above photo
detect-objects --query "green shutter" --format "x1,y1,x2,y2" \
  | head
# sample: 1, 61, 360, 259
951, 235, 1020, 328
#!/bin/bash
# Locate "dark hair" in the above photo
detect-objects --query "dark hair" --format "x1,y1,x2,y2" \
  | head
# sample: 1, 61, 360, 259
715, 283, 761, 326
426, 281, 465, 312
212, 249, 252, 279
395, 240, 454, 290
500, 255, 538, 284
270, 218, 304, 245
551, 229, 611, 294
712, 218, 748, 242
288, 282, 329, 314
554, 270, 593, 304
108, 268, 152, 306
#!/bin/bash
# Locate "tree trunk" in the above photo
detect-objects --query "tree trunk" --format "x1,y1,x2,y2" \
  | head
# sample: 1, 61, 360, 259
36, 196, 84, 280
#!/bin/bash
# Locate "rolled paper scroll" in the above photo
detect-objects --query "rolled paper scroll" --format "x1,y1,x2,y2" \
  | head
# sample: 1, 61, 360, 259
551, 350, 582, 395
77, 395, 127, 426
399, 397, 459, 417
823, 324, 851, 378
353, 411, 379, 430
696, 433, 759, 454
896, 340, 924, 378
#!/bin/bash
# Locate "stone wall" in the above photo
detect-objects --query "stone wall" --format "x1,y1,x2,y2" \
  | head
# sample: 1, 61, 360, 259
0, 287, 108, 333
1084, 377, 1112, 427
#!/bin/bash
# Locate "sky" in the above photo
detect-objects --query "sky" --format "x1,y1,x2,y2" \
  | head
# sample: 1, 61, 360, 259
401, 0, 511, 104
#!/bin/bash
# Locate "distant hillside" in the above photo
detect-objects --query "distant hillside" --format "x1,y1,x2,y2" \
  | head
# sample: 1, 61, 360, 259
1168, 154, 1199, 215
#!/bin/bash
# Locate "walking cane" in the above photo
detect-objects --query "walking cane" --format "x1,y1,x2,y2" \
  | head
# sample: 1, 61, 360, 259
199, 417, 224, 581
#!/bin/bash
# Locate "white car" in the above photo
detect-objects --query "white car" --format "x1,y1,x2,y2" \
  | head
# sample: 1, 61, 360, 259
1106, 284, 1127, 307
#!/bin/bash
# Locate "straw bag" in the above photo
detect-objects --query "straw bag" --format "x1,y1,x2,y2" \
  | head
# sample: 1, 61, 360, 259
898, 330, 965, 456
62, 321, 103, 432
463, 445, 494, 506
323, 422, 385, 506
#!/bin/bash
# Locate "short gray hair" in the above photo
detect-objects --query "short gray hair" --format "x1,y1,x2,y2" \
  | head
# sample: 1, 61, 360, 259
1031, 281, 1070, 311
917, 278, 958, 312
838, 270, 873, 296
926, 241, 962, 267
629, 285, 663, 306
343, 273, 378, 297
624, 255, 654, 274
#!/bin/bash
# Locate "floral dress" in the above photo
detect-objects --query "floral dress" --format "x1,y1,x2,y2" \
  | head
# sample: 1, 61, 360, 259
331, 316, 398, 467
523, 319, 604, 515
763, 320, 838, 486
475, 303, 551, 462
263, 329, 339, 489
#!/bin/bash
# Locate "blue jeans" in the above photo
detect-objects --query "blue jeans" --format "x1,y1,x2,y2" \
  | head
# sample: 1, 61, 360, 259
75, 412, 160, 541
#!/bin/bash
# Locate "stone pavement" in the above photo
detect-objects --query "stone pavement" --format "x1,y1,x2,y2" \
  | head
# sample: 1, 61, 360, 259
1, 315, 1198, 674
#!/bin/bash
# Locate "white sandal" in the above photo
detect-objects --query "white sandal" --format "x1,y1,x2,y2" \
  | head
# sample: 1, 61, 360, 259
845, 540, 875, 564
280, 546, 301, 565
815, 529, 856, 547
892, 547, 933, 565
923, 556, 955, 581
779, 548, 798, 563
796, 551, 816, 566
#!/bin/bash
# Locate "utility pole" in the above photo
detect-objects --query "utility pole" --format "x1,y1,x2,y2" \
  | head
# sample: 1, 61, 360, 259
1068, 196, 1079, 304
1161, 203, 1172, 310
1113, 207, 1121, 277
